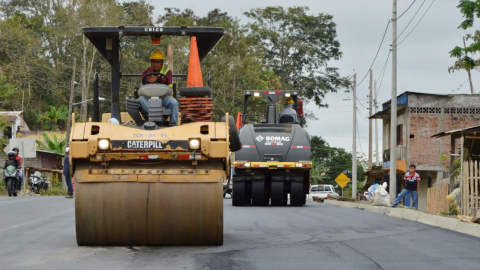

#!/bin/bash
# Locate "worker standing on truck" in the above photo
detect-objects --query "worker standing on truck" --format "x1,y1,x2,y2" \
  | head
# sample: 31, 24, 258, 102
139, 50, 179, 126
278, 98, 297, 123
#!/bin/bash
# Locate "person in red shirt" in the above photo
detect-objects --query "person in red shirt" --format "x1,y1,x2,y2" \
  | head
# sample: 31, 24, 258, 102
138, 50, 178, 126
12, 146, 23, 190
392, 164, 420, 209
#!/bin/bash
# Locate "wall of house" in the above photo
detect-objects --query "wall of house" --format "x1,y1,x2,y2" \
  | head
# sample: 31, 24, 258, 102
406, 95, 480, 211
408, 109, 480, 169
40, 152, 63, 169
380, 94, 480, 210
381, 109, 407, 161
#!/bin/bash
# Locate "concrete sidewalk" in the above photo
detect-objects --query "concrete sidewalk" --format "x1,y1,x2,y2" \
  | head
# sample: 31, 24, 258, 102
323, 199, 480, 237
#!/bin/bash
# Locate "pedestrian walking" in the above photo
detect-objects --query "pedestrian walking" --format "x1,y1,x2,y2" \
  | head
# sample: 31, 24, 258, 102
392, 164, 420, 209
64, 147, 74, 198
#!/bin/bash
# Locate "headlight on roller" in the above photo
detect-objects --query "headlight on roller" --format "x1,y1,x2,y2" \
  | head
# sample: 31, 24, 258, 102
98, 139, 110, 150
189, 139, 200, 150
244, 162, 251, 168
285, 93, 291, 97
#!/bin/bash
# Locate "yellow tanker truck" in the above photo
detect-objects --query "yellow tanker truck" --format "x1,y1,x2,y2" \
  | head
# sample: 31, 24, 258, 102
69, 26, 240, 246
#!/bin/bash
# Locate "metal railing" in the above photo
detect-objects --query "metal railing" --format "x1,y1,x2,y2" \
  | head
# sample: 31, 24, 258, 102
383, 146, 406, 162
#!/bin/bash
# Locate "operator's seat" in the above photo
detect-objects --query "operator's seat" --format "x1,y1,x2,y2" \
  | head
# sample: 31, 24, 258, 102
279, 114, 296, 124
138, 84, 171, 99
126, 84, 171, 126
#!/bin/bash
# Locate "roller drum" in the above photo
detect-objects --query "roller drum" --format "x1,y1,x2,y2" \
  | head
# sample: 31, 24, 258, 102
75, 180, 223, 246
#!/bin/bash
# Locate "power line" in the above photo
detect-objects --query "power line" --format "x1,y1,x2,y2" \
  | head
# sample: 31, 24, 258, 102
356, 97, 369, 110
356, 107, 368, 122
356, 20, 391, 86
395, 0, 426, 43
452, 78, 470, 93
356, 113, 363, 154
397, 0, 418, 20
397, 0, 436, 47
375, 50, 391, 97
313, 134, 370, 139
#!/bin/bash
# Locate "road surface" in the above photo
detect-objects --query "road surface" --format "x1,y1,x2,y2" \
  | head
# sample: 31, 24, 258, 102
0, 196, 478, 270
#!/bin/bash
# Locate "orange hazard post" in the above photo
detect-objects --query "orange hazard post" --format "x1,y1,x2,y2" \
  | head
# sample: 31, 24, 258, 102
236, 111, 242, 130
187, 36, 204, 87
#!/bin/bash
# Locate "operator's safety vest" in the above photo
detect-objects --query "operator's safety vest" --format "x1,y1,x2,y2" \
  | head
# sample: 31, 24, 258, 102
159, 65, 173, 89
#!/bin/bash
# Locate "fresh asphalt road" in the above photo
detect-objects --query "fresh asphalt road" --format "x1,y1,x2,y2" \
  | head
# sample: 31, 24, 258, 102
0, 196, 479, 270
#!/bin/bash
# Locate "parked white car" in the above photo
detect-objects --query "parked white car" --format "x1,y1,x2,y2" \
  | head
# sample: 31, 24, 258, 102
309, 184, 339, 199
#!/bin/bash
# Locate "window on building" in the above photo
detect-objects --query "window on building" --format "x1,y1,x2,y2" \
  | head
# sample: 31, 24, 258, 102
4, 127, 11, 139
396, 124, 403, 146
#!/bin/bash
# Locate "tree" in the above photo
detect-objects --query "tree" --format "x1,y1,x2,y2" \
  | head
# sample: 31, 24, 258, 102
0, 76, 17, 108
310, 135, 365, 185
244, 7, 350, 107
36, 132, 66, 154
156, 8, 279, 119
41, 105, 68, 131
449, 1, 480, 77
122, 0, 155, 26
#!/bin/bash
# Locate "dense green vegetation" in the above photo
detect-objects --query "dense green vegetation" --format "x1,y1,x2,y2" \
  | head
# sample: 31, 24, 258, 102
449, 1, 480, 74
0, 1, 361, 177
310, 135, 366, 187
0, 1, 348, 127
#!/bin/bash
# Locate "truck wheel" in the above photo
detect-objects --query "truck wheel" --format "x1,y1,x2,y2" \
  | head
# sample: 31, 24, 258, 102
221, 115, 242, 152
179, 86, 211, 97
232, 181, 246, 206
290, 182, 304, 206
252, 179, 268, 206
271, 181, 287, 206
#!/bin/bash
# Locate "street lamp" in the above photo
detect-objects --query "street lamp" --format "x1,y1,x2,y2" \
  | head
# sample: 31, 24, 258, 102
72, 97, 105, 106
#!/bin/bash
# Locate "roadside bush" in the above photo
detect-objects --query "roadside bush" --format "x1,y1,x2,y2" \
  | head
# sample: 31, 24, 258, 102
0, 180, 7, 196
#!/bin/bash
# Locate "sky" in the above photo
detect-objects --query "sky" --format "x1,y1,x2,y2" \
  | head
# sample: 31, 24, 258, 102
149, 0, 480, 160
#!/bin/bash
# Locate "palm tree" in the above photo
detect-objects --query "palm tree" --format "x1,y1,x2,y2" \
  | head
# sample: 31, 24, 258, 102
36, 132, 66, 154
42, 105, 68, 131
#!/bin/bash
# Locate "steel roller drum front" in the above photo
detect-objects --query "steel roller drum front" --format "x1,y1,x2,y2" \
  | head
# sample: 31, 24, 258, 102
74, 162, 224, 246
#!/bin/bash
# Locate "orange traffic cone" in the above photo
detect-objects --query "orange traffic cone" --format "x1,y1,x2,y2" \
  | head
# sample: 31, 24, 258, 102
187, 36, 204, 87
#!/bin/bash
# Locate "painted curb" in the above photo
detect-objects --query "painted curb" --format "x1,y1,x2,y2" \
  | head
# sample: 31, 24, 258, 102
417, 212, 436, 226
456, 222, 480, 237
323, 199, 479, 238
435, 216, 458, 231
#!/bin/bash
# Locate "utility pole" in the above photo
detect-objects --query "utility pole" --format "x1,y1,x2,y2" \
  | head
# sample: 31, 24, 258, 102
66, 58, 76, 149
463, 36, 474, 94
369, 69, 373, 169
390, 0, 398, 203
81, 36, 88, 122
374, 80, 379, 166
352, 73, 357, 200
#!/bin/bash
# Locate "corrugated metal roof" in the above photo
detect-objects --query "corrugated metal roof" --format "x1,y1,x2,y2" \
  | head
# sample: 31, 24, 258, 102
430, 125, 480, 138
36, 149, 64, 156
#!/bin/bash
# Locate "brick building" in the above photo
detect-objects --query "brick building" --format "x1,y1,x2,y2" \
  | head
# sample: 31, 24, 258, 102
371, 92, 480, 211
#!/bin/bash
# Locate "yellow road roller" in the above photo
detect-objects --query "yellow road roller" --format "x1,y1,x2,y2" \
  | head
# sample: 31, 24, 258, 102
70, 26, 240, 246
